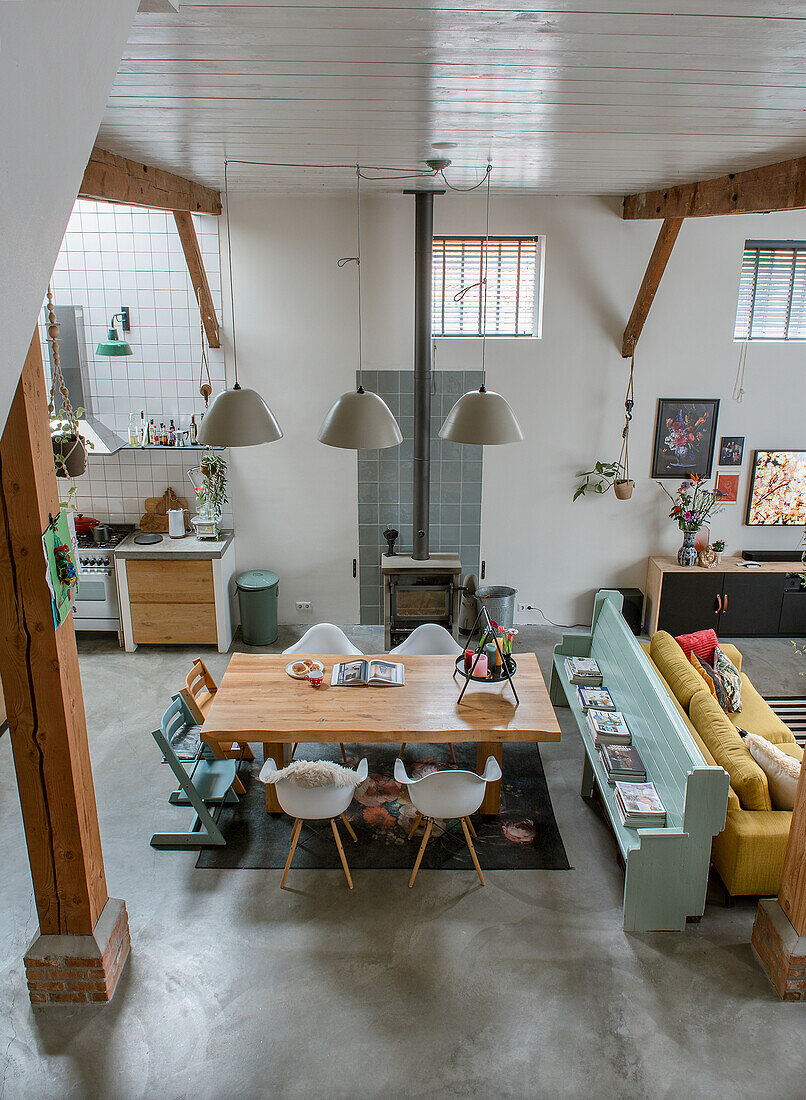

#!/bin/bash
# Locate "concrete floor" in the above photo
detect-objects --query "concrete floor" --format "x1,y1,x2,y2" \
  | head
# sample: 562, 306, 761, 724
1, 626, 805, 1099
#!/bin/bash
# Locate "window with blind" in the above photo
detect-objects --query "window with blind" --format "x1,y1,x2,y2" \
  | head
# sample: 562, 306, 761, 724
734, 240, 806, 340
432, 236, 542, 337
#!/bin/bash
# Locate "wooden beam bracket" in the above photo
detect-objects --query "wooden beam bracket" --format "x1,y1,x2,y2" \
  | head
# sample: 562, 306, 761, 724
173, 212, 221, 349
621, 218, 684, 358
80, 146, 221, 215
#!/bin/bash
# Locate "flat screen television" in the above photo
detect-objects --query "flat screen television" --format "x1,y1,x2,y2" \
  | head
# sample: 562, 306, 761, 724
746, 451, 806, 525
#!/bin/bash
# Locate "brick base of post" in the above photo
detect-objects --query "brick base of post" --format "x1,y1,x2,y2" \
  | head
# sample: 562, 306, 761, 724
23, 898, 130, 1005
751, 898, 806, 1002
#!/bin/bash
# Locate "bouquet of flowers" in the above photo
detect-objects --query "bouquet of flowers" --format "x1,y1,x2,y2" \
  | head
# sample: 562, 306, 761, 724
660, 475, 723, 532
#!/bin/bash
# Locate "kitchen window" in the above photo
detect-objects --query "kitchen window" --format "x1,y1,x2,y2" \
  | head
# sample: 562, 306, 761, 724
734, 240, 806, 340
432, 236, 543, 338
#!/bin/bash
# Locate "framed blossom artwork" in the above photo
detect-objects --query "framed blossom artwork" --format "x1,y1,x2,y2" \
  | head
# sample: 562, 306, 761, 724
651, 399, 719, 479
715, 471, 740, 504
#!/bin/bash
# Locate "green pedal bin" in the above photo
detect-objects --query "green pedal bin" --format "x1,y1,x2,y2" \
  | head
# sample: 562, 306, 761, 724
236, 570, 279, 646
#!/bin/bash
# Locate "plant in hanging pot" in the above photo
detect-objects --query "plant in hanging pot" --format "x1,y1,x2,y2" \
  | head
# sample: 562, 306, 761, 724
573, 460, 633, 500
51, 407, 91, 478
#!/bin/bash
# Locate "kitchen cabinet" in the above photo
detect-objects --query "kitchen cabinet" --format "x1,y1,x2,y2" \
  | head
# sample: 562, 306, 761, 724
115, 532, 236, 652
646, 556, 800, 638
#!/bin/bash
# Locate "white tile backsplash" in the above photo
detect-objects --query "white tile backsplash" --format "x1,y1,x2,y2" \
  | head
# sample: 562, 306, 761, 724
41, 198, 231, 525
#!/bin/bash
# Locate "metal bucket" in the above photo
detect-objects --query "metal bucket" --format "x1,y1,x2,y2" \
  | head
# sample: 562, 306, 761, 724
476, 585, 517, 628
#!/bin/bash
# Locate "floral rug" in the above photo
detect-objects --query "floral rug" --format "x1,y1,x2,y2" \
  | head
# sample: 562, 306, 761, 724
196, 742, 570, 872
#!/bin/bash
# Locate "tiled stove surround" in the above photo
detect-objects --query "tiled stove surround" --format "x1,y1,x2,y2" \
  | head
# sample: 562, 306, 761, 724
39, 199, 227, 519
357, 369, 483, 625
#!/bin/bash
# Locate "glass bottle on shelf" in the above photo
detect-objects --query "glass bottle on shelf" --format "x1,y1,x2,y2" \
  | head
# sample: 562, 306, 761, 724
128, 412, 139, 447
149, 419, 157, 446
168, 419, 176, 446
190, 415, 198, 445
139, 410, 148, 447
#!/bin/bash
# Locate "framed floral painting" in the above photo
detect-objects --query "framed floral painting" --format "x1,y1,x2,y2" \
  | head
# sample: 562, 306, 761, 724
651, 399, 719, 479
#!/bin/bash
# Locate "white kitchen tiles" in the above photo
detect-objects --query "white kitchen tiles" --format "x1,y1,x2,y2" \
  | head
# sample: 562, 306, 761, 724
41, 198, 230, 524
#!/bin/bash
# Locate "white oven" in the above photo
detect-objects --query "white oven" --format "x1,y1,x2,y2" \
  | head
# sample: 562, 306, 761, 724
73, 551, 122, 634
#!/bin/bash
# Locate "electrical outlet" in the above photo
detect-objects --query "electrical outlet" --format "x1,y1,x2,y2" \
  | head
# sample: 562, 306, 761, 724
517, 603, 529, 612
295, 600, 312, 612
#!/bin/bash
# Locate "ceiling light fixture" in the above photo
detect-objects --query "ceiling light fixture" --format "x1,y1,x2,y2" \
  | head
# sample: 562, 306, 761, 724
439, 163, 524, 446
198, 162, 283, 447
318, 169, 403, 450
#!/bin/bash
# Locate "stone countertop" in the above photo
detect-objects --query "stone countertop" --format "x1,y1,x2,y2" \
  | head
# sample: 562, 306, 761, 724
115, 529, 235, 560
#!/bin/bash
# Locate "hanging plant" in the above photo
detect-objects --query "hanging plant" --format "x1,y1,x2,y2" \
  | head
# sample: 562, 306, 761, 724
46, 286, 92, 478
573, 356, 635, 502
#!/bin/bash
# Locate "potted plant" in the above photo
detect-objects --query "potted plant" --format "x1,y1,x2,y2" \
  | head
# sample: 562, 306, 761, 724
190, 450, 228, 538
711, 538, 726, 564
52, 407, 91, 478
660, 476, 724, 566
574, 460, 633, 500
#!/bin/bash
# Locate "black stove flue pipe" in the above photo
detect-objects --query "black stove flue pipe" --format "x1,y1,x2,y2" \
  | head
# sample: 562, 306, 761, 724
412, 191, 434, 561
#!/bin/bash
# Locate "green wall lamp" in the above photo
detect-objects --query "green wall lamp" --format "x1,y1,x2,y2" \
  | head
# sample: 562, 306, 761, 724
95, 307, 133, 356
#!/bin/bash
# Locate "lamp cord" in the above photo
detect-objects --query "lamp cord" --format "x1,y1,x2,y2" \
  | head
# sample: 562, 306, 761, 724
356, 166, 363, 390
224, 160, 239, 389
481, 163, 492, 387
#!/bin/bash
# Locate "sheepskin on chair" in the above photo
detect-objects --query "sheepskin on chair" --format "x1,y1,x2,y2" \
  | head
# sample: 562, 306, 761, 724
259, 759, 363, 789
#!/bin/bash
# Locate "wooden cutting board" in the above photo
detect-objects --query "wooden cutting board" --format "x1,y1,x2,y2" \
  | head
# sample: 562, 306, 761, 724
139, 487, 191, 532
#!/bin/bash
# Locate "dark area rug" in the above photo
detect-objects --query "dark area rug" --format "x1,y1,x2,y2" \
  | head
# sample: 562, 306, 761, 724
196, 742, 571, 872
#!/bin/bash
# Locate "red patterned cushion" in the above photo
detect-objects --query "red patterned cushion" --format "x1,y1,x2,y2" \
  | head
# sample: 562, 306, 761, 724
675, 628, 719, 663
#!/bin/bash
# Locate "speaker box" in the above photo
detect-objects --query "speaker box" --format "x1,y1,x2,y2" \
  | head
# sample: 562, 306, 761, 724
617, 587, 644, 636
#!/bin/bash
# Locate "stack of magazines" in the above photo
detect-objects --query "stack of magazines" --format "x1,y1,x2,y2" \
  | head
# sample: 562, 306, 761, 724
586, 708, 631, 746
599, 744, 646, 785
564, 656, 602, 686
614, 781, 667, 828
576, 685, 616, 712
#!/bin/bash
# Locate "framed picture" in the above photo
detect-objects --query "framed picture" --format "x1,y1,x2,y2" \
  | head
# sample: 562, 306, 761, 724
715, 471, 740, 504
651, 399, 720, 479
719, 436, 745, 466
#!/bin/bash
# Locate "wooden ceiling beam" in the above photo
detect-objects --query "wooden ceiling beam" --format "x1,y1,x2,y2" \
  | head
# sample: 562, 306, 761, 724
79, 146, 221, 215
173, 212, 221, 348
621, 218, 684, 358
623, 154, 806, 220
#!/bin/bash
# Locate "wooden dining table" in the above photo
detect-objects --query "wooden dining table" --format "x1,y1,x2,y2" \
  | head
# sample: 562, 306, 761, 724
200, 652, 561, 814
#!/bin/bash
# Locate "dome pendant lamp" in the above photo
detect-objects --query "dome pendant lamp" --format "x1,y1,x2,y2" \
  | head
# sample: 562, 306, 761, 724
318, 169, 402, 450
439, 164, 524, 446
198, 162, 283, 448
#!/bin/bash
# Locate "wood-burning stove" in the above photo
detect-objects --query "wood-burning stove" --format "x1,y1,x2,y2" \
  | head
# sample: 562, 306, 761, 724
382, 553, 462, 649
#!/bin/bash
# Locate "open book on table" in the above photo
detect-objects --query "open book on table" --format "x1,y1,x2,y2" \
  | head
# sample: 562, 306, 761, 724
331, 659, 406, 687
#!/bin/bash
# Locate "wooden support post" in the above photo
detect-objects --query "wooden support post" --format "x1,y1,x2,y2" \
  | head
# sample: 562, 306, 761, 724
751, 762, 806, 1000
173, 211, 221, 349
621, 218, 683, 358
0, 334, 129, 1005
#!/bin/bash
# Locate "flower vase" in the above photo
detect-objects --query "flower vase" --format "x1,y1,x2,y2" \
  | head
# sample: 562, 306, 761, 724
677, 529, 699, 567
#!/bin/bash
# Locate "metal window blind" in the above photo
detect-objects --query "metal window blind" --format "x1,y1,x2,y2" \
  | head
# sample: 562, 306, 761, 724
432, 236, 539, 337
734, 240, 806, 340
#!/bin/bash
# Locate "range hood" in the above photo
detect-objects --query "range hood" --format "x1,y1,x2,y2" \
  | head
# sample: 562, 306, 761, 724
48, 305, 127, 455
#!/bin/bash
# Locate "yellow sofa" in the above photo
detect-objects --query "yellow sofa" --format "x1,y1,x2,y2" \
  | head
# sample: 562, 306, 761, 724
642, 631, 802, 899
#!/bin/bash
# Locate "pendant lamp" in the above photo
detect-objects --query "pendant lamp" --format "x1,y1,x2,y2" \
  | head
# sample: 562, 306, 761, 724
318, 169, 402, 450
439, 165, 524, 446
198, 162, 283, 447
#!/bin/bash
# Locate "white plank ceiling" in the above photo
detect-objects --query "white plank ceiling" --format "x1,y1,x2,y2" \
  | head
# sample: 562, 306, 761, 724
99, 1, 806, 194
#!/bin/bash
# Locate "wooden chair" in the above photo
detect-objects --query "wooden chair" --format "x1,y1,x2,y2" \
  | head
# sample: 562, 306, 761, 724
150, 697, 243, 848
394, 755, 502, 887
259, 757, 368, 889
184, 657, 254, 761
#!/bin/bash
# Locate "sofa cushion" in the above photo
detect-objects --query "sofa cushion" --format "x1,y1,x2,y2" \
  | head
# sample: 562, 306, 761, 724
691, 652, 730, 711
745, 733, 802, 810
675, 628, 719, 662
650, 631, 707, 708
689, 690, 772, 811
728, 675, 797, 745
712, 808, 793, 898
713, 646, 742, 712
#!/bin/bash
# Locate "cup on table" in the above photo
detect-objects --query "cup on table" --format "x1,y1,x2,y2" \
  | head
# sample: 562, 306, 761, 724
307, 668, 324, 688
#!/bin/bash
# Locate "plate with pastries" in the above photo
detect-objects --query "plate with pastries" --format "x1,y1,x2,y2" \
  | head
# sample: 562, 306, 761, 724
286, 658, 325, 680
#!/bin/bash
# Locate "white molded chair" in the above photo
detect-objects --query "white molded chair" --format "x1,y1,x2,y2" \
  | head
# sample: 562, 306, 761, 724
283, 623, 363, 762
394, 755, 502, 887
259, 757, 369, 889
390, 623, 462, 762
284, 623, 363, 656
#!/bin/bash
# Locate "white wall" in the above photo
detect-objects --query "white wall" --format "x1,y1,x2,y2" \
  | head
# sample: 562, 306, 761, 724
227, 190, 806, 626
0, 0, 139, 433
